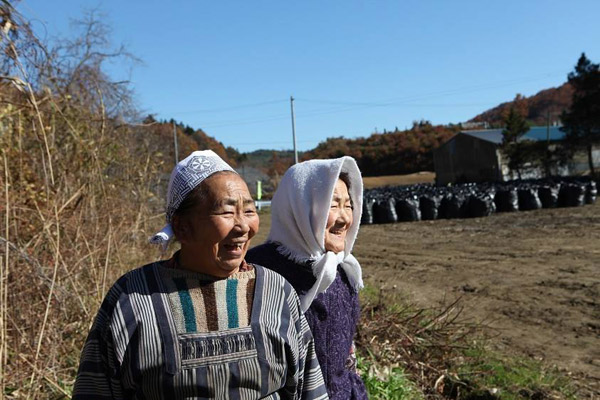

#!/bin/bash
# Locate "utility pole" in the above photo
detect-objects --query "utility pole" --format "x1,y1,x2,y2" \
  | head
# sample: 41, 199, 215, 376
545, 110, 551, 177
546, 110, 550, 147
173, 121, 179, 165
290, 96, 298, 164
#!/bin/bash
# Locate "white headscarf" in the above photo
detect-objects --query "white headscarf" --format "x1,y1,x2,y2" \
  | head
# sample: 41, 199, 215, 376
149, 150, 236, 251
267, 156, 364, 311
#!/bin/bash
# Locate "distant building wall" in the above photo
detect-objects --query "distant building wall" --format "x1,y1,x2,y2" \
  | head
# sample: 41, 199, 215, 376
452, 143, 599, 183
565, 145, 600, 175
499, 146, 600, 180
434, 134, 501, 185
435, 128, 599, 184
498, 151, 545, 181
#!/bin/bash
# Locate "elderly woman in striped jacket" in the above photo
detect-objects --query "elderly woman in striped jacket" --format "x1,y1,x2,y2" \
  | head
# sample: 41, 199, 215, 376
73, 150, 328, 400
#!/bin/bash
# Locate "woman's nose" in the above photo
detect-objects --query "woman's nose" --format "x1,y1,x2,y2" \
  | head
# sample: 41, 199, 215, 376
337, 207, 351, 224
233, 212, 250, 233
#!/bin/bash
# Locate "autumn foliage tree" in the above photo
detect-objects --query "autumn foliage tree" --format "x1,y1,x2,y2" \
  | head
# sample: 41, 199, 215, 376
305, 121, 458, 176
470, 84, 573, 127
267, 151, 292, 182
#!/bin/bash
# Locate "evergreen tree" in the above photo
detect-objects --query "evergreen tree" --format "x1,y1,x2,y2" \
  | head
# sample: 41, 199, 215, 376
502, 104, 530, 179
561, 53, 600, 175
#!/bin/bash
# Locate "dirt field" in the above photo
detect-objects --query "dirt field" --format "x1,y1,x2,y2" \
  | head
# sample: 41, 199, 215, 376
252, 202, 600, 393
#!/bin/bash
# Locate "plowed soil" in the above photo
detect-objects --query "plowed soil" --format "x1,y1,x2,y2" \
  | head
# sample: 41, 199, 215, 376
252, 202, 600, 393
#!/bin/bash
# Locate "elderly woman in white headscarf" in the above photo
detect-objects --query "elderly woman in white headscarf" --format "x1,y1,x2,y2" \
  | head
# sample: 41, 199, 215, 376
247, 156, 368, 400
73, 150, 328, 400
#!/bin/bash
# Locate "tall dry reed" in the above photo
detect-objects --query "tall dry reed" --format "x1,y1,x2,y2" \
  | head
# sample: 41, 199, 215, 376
0, 4, 173, 398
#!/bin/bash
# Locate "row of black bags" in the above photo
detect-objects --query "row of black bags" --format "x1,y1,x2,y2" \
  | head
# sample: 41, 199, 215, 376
361, 178, 598, 225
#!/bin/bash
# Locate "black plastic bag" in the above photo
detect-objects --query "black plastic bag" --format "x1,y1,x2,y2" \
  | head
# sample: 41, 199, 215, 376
373, 197, 398, 224
361, 197, 375, 225
439, 193, 465, 219
419, 195, 440, 220
538, 185, 560, 208
586, 181, 597, 204
466, 194, 495, 218
396, 196, 422, 222
494, 188, 519, 212
518, 188, 542, 211
558, 183, 585, 207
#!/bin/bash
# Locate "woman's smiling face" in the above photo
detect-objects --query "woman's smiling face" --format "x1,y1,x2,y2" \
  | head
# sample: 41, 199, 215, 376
176, 173, 259, 277
324, 178, 353, 253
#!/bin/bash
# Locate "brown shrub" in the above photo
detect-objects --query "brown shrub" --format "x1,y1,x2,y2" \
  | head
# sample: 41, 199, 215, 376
0, 6, 174, 398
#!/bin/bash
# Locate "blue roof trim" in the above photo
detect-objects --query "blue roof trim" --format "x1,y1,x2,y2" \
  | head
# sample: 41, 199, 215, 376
460, 126, 565, 144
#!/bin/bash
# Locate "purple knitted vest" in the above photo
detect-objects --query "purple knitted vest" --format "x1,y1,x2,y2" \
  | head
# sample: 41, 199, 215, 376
247, 243, 368, 400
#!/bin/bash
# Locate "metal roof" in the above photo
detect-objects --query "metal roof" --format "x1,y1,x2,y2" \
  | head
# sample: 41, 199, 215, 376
460, 126, 565, 144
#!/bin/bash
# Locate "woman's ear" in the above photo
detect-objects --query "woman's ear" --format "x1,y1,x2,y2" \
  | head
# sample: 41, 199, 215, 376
172, 215, 191, 243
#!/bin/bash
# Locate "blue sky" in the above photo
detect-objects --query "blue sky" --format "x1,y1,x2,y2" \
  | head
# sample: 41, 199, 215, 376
18, 0, 600, 152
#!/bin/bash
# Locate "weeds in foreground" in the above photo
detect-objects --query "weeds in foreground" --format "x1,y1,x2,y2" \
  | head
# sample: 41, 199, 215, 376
357, 285, 579, 399
456, 347, 577, 400
359, 353, 424, 400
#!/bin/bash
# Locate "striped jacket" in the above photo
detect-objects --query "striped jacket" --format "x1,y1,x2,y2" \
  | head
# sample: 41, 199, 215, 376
73, 261, 329, 400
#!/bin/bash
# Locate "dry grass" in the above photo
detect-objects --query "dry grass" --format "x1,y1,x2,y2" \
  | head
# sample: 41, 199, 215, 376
0, 6, 169, 398
357, 288, 476, 397
363, 172, 435, 189
0, 99, 166, 398
356, 287, 578, 399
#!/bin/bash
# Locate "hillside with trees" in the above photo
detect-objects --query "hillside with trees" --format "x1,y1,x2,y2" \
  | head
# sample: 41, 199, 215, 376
237, 84, 575, 179
470, 83, 573, 127
143, 79, 577, 181
140, 116, 242, 167
303, 121, 459, 176
133, 83, 578, 182
240, 149, 301, 173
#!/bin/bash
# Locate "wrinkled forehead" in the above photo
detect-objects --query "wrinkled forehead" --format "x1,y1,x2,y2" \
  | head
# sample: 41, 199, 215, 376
331, 178, 352, 201
203, 172, 252, 201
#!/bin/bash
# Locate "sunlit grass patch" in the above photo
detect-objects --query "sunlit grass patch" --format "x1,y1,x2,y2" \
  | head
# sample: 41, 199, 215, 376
359, 353, 423, 400
453, 347, 577, 399
357, 285, 579, 399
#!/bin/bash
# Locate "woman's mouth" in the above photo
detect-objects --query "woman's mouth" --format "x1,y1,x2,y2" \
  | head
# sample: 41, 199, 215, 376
222, 242, 246, 257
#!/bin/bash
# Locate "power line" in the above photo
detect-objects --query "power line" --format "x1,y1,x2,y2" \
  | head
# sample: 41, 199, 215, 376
171, 100, 496, 130
162, 70, 568, 128
295, 70, 568, 108
165, 99, 288, 115
233, 139, 317, 146
278, 71, 567, 122
199, 113, 290, 129
379, 102, 497, 108
162, 70, 569, 146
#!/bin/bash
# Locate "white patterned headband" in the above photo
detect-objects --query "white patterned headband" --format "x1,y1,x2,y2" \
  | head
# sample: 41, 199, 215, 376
149, 150, 236, 249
